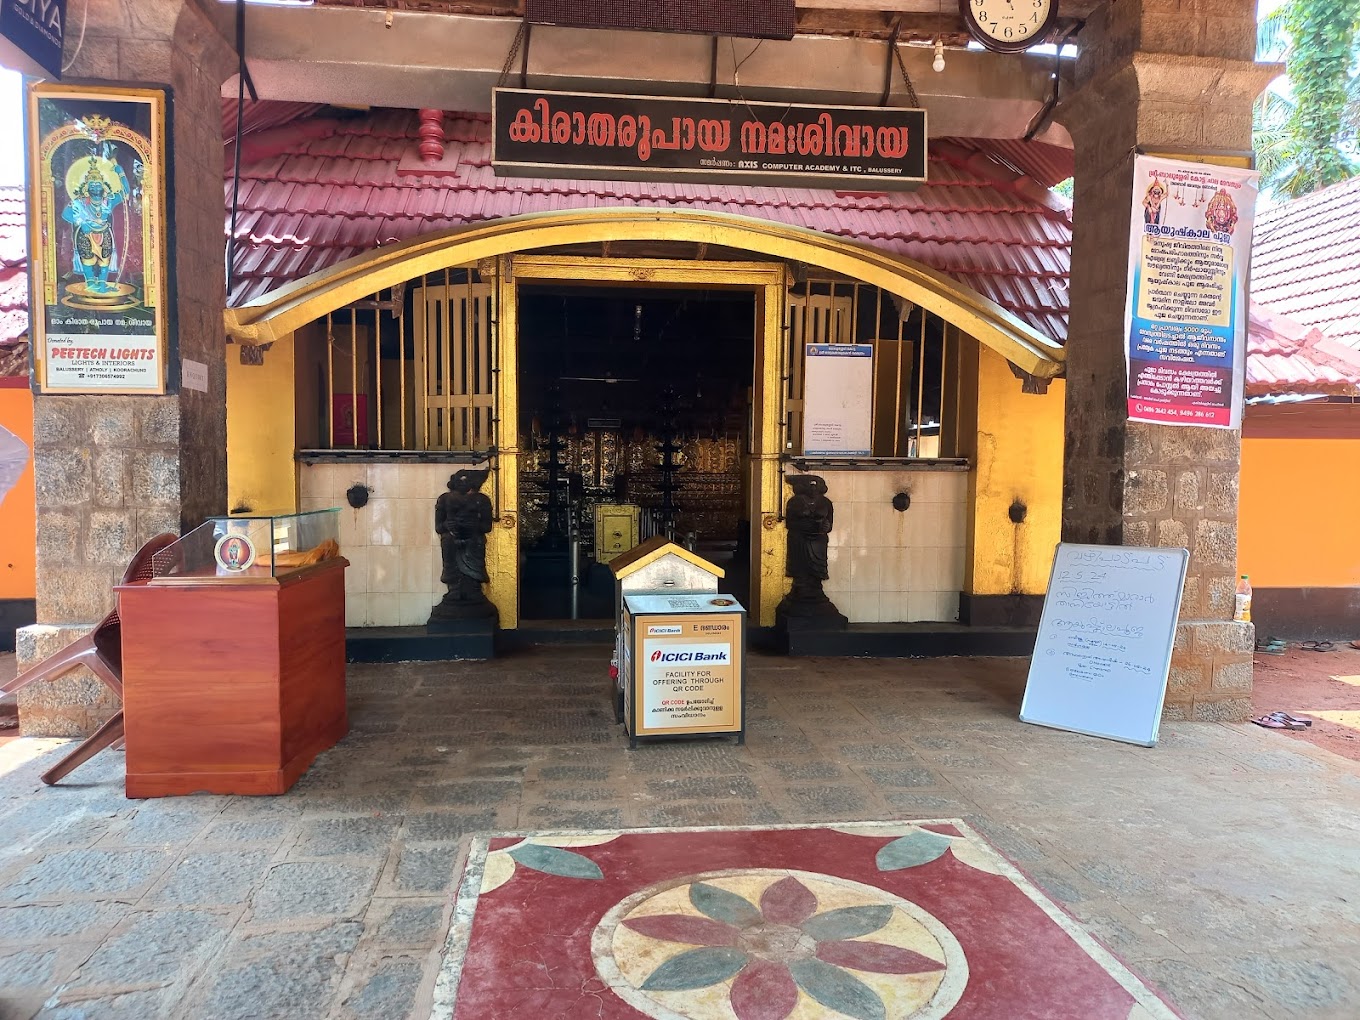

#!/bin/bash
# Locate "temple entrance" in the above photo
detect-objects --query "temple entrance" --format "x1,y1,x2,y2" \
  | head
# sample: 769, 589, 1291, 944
516, 284, 757, 620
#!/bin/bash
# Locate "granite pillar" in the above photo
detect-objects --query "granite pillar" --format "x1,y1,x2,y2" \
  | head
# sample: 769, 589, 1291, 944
1057, 0, 1278, 720
16, 0, 235, 734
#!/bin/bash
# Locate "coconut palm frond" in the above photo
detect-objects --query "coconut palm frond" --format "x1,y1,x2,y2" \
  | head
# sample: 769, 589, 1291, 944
1257, 1, 1294, 61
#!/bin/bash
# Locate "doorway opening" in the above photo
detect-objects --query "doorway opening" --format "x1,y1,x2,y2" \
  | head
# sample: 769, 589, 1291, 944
517, 284, 757, 620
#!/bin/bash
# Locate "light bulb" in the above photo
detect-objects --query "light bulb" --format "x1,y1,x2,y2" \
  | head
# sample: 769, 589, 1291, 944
932, 39, 946, 73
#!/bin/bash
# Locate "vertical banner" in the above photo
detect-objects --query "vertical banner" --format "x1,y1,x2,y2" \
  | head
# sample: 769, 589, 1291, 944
26, 84, 171, 395
802, 343, 873, 456
1125, 155, 1259, 428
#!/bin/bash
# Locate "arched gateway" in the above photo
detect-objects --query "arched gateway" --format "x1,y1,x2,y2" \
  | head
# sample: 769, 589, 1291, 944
223, 207, 1066, 636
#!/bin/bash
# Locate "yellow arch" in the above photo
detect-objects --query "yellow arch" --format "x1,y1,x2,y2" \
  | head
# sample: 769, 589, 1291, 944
223, 207, 1065, 377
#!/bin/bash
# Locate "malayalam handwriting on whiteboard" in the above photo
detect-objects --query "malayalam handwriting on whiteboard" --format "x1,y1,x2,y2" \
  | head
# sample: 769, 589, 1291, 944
1051, 617, 1145, 639
1069, 549, 1168, 571
1023, 543, 1188, 746
1051, 586, 1156, 612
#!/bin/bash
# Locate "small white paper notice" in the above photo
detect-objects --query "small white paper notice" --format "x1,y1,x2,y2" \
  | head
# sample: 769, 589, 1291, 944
181, 359, 209, 393
802, 343, 873, 456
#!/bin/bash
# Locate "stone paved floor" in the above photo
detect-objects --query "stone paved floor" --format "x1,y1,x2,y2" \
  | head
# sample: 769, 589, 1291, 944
1, 648, 1358, 1020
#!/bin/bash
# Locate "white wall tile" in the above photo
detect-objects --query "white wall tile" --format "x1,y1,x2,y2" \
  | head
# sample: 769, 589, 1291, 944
912, 546, 950, 591
848, 471, 878, 504
940, 471, 968, 504
344, 593, 367, 628
848, 591, 881, 624
403, 464, 471, 500
914, 504, 944, 547
299, 464, 324, 500
337, 467, 370, 502
883, 505, 914, 548
818, 471, 855, 505
938, 504, 967, 549
368, 545, 400, 593
882, 590, 912, 623
366, 498, 396, 546
367, 463, 402, 500
825, 545, 849, 594
949, 546, 967, 588
849, 546, 882, 592
844, 504, 874, 547
399, 592, 434, 626
343, 547, 369, 594
338, 507, 366, 550
913, 470, 946, 503
828, 521, 850, 548
368, 593, 400, 627
939, 590, 961, 622
400, 546, 434, 595
906, 591, 936, 622
881, 546, 912, 592
394, 499, 429, 548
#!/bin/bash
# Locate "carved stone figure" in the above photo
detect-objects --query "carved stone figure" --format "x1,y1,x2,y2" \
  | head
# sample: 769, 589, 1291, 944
776, 474, 848, 629
429, 469, 498, 621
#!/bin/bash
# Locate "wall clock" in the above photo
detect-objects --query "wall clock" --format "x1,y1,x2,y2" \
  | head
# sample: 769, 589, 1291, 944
959, 0, 1058, 53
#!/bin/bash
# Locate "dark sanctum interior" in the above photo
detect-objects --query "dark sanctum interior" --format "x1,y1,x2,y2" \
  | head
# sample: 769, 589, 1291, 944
517, 285, 756, 619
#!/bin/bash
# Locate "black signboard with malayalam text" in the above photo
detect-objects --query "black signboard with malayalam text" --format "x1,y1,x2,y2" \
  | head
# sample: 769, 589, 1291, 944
492, 88, 928, 192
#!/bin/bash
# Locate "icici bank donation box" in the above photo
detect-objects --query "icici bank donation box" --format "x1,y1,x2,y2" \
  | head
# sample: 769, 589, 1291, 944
620, 593, 746, 748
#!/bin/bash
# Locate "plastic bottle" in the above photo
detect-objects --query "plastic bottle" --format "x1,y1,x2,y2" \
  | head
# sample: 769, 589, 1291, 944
1234, 575, 1252, 622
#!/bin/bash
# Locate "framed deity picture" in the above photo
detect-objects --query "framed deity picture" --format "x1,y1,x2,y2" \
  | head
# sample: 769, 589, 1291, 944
25, 83, 172, 395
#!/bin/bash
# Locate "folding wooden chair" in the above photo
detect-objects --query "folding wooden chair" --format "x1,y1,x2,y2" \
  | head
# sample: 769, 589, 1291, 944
1, 533, 178, 785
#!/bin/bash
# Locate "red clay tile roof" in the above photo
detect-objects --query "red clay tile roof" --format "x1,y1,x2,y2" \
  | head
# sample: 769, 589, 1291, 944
1247, 302, 1360, 397
0, 186, 29, 371
1252, 175, 1360, 349
224, 107, 1075, 340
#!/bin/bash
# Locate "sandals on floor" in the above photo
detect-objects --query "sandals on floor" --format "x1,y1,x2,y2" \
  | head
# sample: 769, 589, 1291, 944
1252, 714, 1307, 731
1301, 640, 1336, 652
1252, 711, 1313, 731
1267, 711, 1313, 728
1256, 637, 1287, 654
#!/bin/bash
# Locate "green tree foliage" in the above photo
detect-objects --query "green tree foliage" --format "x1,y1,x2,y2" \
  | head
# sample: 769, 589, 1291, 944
1254, 0, 1360, 198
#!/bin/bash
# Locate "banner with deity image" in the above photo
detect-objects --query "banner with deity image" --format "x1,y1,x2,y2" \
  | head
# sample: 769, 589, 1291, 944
26, 84, 171, 394
1125, 154, 1259, 429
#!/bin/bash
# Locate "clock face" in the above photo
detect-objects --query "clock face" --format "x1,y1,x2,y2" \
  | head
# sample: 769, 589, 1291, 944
959, 0, 1058, 52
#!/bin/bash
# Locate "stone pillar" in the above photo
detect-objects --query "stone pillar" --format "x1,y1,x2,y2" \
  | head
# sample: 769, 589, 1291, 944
17, 0, 236, 734
1057, 0, 1277, 720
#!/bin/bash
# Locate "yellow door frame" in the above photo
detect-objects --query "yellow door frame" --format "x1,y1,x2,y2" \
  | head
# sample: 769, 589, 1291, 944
502, 254, 789, 627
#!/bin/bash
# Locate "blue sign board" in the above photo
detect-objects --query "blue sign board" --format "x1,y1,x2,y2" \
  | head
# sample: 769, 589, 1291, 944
1, 0, 66, 77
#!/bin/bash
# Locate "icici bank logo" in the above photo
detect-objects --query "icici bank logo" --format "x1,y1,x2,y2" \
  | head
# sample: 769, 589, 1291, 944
649, 648, 729, 664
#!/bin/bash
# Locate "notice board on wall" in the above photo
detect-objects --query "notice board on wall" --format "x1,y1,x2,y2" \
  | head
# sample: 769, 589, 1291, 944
1020, 543, 1189, 746
803, 343, 873, 456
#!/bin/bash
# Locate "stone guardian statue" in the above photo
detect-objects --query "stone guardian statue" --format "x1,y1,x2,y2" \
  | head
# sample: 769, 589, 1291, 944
776, 474, 848, 629
429, 468, 498, 622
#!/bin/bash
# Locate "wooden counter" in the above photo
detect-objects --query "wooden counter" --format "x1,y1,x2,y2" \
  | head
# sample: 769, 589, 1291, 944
117, 558, 349, 798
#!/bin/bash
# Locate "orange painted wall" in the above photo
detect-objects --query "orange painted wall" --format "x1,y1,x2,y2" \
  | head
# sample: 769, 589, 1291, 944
0, 385, 35, 600
1239, 437, 1360, 588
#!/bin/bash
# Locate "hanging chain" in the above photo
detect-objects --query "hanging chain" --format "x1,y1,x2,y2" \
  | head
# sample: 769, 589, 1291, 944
497, 21, 528, 88
894, 40, 922, 109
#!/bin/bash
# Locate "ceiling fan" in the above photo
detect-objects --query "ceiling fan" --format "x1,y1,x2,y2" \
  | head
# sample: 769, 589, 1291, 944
558, 371, 640, 384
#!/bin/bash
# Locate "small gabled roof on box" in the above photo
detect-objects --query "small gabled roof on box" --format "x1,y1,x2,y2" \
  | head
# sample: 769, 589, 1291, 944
609, 536, 726, 580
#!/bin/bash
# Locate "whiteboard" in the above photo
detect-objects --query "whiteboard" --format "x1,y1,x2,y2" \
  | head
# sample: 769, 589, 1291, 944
803, 343, 873, 456
1020, 543, 1189, 746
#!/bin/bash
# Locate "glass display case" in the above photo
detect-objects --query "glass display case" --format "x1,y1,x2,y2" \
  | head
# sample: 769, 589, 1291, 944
149, 509, 342, 583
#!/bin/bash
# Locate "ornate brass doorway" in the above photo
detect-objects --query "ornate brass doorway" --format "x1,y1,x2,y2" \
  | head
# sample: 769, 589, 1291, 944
500, 256, 788, 626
